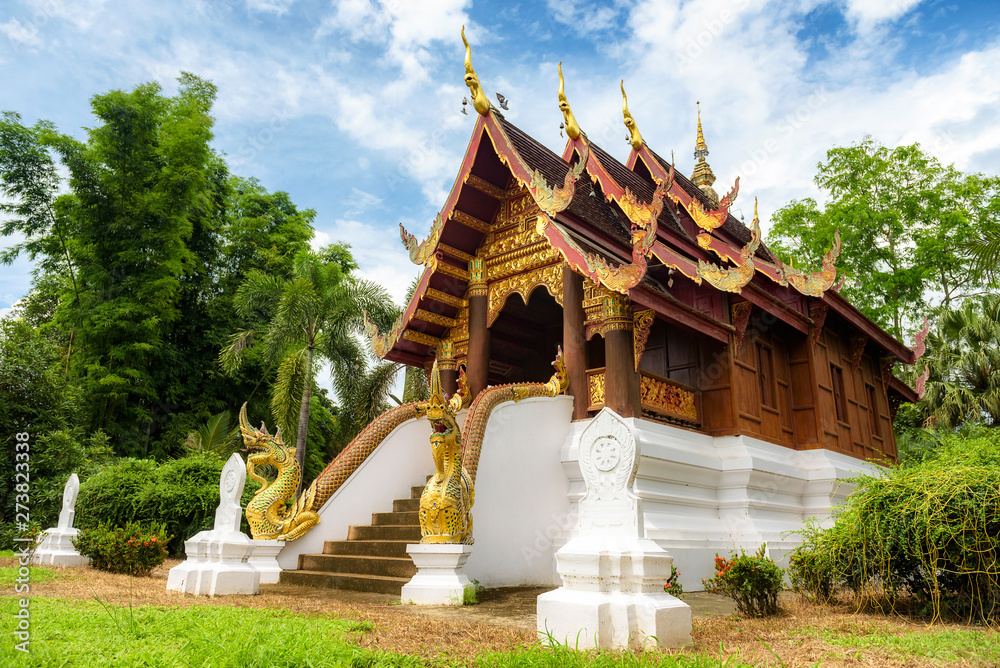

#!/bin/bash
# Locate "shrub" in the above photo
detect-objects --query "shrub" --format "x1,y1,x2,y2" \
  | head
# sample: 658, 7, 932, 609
787, 428, 1000, 623
73, 522, 170, 576
664, 564, 684, 598
703, 544, 784, 617
76, 453, 259, 555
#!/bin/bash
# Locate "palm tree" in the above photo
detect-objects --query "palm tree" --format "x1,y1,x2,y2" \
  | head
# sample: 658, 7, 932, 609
920, 294, 1000, 429
220, 244, 396, 490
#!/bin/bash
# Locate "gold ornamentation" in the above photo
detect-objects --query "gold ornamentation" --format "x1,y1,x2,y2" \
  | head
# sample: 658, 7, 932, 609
437, 340, 456, 371
557, 62, 582, 140
621, 80, 643, 150
426, 288, 466, 309
879, 355, 896, 393
416, 361, 475, 544
239, 404, 320, 541
809, 303, 828, 349
448, 365, 471, 412
415, 309, 458, 329
731, 301, 753, 357
399, 213, 444, 266
468, 257, 487, 297
464, 173, 505, 198
452, 209, 490, 234
537, 214, 648, 294
633, 309, 655, 371
639, 373, 698, 422
364, 307, 407, 358
696, 198, 761, 294
775, 231, 841, 297
849, 335, 868, 376
691, 101, 718, 205
487, 263, 564, 325
528, 144, 588, 216
439, 243, 475, 264
587, 370, 606, 410
619, 177, 667, 230
603, 292, 633, 331
403, 329, 441, 348
461, 26, 490, 116
687, 181, 739, 233
435, 260, 471, 282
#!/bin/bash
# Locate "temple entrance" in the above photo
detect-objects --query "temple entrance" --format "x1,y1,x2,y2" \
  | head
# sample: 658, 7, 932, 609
487, 289, 562, 385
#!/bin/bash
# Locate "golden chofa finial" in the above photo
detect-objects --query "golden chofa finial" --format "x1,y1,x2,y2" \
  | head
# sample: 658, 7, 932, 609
621, 80, 643, 150
461, 26, 490, 115
691, 101, 718, 204
557, 62, 582, 140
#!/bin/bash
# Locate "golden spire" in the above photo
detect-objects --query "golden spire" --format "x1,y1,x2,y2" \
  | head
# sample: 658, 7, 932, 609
621, 80, 643, 150
461, 26, 490, 115
691, 101, 718, 205
557, 62, 582, 140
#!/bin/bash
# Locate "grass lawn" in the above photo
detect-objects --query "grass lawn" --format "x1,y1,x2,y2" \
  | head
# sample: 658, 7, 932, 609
1, 560, 998, 667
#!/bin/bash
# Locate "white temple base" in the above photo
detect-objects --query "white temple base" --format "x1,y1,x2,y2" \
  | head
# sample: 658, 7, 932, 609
401, 544, 474, 605
31, 528, 90, 567
248, 540, 284, 584
536, 536, 692, 650
166, 531, 259, 596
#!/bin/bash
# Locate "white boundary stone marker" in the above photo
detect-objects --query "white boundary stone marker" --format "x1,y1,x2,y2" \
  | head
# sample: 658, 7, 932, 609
537, 407, 692, 650
32, 473, 89, 567
167, 453, 260, 596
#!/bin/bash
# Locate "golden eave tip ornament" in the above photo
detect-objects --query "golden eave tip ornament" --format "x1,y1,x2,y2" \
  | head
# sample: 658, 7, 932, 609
557, 62, 582, 140
461, 26, 491, 115
621, 81, 643, 150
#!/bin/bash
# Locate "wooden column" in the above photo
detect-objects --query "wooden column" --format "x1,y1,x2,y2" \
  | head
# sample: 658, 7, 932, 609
562, 266, 589, 419
467, 258, 490, 398
603, 292, 639, 418
437, 341, 458, 398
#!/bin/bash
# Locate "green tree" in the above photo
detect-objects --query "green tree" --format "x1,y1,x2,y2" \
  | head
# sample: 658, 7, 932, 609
220, 245, 396, 488
767, 137, 996, 337
918, 294, 1000, 429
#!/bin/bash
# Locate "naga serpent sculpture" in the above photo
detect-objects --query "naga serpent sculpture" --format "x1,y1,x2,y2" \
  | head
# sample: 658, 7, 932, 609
239, 404, 320, 541
241, 349, 567, 542
414, 362, 475, 544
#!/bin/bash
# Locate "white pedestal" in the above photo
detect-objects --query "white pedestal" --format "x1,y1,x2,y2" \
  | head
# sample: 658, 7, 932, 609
31, 528, 90, 567
248, 540, 284, 584
401, 544, 474, 605
167, 531, 260, 596
537, 408, 692, 650
537, 536, 692, 650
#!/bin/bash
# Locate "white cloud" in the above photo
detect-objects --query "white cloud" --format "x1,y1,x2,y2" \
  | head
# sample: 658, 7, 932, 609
0, 307, 13, 321
319, 218, 417, 307
244, 0, 296, 14
1, 18, 42, 47
342, 187, 384, 217
841, 0, 923, 31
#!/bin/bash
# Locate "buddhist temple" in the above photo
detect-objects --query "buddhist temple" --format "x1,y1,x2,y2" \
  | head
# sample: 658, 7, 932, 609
249, 33, 920, 596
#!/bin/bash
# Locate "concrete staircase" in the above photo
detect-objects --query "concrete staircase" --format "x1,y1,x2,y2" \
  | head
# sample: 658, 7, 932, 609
278, 484, 423, 595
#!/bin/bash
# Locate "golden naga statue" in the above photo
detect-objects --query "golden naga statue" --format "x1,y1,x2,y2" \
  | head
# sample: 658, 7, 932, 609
239, 404, 320, 541
775, 230, 842, 297
461, 26, 491, 115
415, 362, 475, 545
557, 62, 582, 140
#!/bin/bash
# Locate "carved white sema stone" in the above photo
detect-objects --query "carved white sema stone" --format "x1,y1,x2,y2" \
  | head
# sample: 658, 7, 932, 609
57, 473, 80, 530
577, 409, 641, 536
214, 453, 246, 533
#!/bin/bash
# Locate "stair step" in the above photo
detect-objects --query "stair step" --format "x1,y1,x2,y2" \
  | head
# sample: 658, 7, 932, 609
371, 511, 419, 526
348, 524, 422, 541
298, 554, 416, 578
323, 539, 413, 558
410, 486, 425, 499
392, 498, 420, 513
279, 570, 409, 595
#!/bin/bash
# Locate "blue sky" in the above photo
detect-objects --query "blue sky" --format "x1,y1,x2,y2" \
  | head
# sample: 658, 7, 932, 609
2, 0, 999, 318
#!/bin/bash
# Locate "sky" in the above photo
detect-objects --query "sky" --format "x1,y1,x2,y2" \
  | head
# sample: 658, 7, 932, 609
1, 0, 999, 362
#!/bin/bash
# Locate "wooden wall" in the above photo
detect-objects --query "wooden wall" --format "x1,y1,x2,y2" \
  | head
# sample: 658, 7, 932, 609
731, 328, 797, 447
813, 326, 897, 461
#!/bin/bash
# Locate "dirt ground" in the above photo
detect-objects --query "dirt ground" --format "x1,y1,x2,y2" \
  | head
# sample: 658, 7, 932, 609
7, 557, 999, 667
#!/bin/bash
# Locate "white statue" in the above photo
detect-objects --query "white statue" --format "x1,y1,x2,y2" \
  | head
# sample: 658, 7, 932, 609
33, 474, 89, 567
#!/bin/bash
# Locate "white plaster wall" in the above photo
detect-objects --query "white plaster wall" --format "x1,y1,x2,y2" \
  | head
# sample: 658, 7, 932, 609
558, 417, 881, 589
463, 395, 574, 588
276, 414, 439, 571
